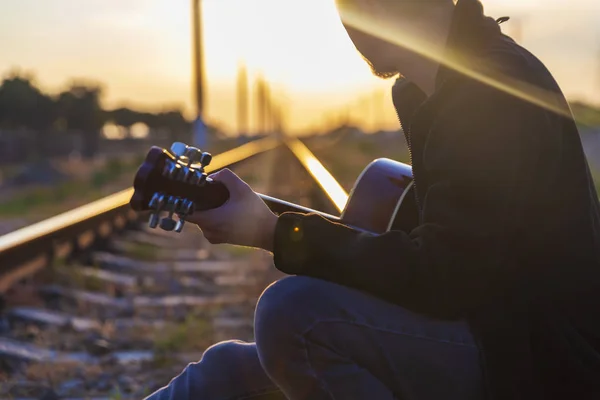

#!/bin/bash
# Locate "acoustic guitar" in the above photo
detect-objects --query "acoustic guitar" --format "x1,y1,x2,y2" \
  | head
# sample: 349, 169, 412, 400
130, 142, 419, 235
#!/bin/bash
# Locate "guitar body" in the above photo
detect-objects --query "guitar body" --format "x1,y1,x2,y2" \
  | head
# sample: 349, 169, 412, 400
341, 158, 419, 234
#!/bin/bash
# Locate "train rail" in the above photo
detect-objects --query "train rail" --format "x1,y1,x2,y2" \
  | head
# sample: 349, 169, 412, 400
0, 137, 346, 399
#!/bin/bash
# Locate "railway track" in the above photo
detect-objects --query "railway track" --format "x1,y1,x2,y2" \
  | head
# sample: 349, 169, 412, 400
0, 138, 346, 399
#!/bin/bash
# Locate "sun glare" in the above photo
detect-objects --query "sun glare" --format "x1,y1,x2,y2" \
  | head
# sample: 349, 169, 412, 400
2, 0, 595, 134
203, 0, 375, 92
193, 0, 394, 133
338, 2, 576, 121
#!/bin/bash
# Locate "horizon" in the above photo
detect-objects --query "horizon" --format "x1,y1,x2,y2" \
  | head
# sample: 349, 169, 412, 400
1, 0, 599, 135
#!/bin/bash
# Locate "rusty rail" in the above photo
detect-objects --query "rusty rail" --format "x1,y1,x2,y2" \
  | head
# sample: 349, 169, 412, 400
0, 137, 281, 293
0, 135, 346, 295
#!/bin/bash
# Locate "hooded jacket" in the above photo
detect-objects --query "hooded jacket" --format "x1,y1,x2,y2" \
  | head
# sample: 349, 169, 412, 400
272, 1, 600, 398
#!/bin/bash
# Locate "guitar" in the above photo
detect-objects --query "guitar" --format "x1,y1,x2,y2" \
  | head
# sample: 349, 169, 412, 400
130, 141, 419, 235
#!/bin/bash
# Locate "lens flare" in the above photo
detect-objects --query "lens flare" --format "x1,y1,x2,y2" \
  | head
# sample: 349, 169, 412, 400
338, 5, 577, 122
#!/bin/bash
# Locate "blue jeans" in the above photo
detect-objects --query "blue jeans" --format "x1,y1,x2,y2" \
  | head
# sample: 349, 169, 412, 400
145, 276, 484, 400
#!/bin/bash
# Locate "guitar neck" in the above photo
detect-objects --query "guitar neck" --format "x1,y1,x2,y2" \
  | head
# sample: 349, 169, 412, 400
257, 193, 341, 223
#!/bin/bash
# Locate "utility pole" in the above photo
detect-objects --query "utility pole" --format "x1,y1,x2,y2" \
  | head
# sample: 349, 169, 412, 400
373, 89, 384, 132
342, 105, 351, 127
510, 15, 527, 44
191, 0, 207, 146
236, 62, 249, 137
255, 75, 264, 135
255, 75, 273, 136
359, 96, 370, 133
513, 18, 522, 43
264, 83, 273, 135
596, 42, 600, 105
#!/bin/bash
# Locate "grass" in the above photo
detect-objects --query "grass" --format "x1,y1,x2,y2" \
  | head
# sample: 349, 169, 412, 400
0, 155, 143, 219
153, 314, 213, 354
121, 241, 158, 261
571, 101, 600, 128
151, 314, 213, 368
150, 352, 181, 369
81, 267, 106, 292
0, 182, 101, 216
50, 262, 105, 292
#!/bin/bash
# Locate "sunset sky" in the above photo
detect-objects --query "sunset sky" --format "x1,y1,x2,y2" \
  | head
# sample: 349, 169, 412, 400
1, 0, 599, 134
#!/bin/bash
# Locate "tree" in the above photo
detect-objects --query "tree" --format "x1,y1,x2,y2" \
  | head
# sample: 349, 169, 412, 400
56, 82, 104, 132
107, 107, 145, 128
0, 72, 55, 130
570, 101, 600, 128
0, 69, 203, 160
152, 110, 190, 131
55, 82, 104, 158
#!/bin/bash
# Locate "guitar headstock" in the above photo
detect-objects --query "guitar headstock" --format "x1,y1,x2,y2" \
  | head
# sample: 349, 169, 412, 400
130, 142, 229, 233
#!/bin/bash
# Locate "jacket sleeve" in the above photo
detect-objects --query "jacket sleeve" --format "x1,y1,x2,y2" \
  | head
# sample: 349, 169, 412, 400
272, 76, 563, 319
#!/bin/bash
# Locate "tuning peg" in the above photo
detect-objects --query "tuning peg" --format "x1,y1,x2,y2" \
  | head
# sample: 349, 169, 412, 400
190, 171, 208, 186
162, 161, 180, 179
148, 193, 166, 229
190, 171, 201, 185
184, 146, 203, 165
172, 199, 194, 233
148, 213, 160, 229
170, 142, 189, 158
170, 164, 182, 180
159, 217, 177, 231
159, 197, 181, 231
148, 194, 159, 209
148, 193, 165, 209
199, 152, 212, 167
174, 218, 185, 233
183, 199, 194, 214
159, 212, 177, 230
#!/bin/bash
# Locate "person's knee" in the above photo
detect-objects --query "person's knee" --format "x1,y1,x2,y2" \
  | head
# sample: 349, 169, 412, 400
255, 276, 322, 333
200, 340, 248, 367
188, 340, 260, 388
177, 340, 247, 384
255, 276, 331, 375
146, 340, 271, 399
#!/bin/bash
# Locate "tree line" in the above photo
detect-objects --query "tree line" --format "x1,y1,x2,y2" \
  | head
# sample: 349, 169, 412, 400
0, 71, 191, 133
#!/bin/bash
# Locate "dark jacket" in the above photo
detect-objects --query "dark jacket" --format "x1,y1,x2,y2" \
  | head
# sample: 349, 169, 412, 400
272, 0, 600, 399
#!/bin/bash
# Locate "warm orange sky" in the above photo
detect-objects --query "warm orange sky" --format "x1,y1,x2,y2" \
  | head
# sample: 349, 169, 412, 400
1, 0, 599, 134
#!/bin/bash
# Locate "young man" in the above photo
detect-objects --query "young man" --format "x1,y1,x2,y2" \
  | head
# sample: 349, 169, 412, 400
146, 0, 600, 399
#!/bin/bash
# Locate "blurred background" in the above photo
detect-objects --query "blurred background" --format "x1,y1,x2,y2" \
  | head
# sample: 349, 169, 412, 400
0, 0, 599, 230
0, 0, 599, 397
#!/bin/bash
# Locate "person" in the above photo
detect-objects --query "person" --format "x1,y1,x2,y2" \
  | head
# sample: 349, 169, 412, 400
145, 0, 600, 399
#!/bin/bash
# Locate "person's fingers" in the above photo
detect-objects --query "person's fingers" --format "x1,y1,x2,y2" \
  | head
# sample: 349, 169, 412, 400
185, 208, 225, 226
209, 168, 250, 196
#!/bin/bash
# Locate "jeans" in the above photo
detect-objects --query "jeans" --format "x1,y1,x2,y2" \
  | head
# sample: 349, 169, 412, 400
145, 276, 484, 400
